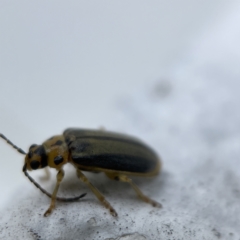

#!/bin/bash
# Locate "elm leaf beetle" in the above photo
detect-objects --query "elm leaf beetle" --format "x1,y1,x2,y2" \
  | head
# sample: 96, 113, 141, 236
0, 128, 162, 217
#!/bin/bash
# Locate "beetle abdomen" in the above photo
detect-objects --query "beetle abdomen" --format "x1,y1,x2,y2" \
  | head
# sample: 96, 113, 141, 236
64, 129, 160, 175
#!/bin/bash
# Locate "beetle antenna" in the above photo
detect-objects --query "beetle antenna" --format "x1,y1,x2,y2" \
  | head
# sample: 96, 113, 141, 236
0, 133, 26, 155
22, 164, 86, 202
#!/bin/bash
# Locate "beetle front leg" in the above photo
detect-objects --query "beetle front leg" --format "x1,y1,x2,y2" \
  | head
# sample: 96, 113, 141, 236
76, 169, 117, 217
44, 169, 65, 217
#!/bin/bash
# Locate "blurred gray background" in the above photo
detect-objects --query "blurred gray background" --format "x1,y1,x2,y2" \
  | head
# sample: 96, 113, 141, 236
0, 1, 240, 239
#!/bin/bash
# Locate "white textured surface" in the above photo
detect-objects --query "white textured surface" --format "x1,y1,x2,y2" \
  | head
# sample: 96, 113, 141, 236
1, 1, 240, 240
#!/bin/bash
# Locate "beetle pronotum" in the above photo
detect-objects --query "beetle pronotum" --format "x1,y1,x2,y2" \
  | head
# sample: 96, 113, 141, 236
0, 128, 162, 217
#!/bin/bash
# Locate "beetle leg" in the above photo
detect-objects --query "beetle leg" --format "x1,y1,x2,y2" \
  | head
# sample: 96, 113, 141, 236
76, 169, 117, 217
106, 173, 162, 208
44, 169, 65, 217
40, 167, 51, 181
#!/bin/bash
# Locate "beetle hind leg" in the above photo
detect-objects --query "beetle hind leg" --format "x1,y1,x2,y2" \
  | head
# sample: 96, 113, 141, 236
76, 169, 117, 217
106, 173, 162, 208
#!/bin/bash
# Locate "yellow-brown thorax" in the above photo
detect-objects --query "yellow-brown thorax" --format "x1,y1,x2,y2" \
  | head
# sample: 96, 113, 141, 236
24, 135, 68, 171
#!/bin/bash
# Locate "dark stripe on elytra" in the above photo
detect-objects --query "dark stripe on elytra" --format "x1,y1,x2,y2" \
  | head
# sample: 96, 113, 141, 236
72, 154, 157, 173
66, 135, 156, 156
34, 146, 48, 168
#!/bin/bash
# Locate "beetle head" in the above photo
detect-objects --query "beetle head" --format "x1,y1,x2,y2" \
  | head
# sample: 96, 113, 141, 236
25, 144, 47, 171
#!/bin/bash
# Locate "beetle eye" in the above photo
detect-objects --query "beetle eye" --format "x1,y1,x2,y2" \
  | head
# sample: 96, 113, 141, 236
30, 160, 40, 170
29, 144, 37, 151
54, 155, 64, 165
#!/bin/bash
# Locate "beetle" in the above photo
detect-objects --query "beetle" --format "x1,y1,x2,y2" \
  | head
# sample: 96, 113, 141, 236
0, 128, 162, 217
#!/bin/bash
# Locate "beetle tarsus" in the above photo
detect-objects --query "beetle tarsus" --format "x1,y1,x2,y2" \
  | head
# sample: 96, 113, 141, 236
110, 208, 118, 217
44, 207, 53, 217
152, 200, 162, 208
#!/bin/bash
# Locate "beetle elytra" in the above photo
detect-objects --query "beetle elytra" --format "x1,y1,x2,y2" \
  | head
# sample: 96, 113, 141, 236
0, 128, 162, 217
